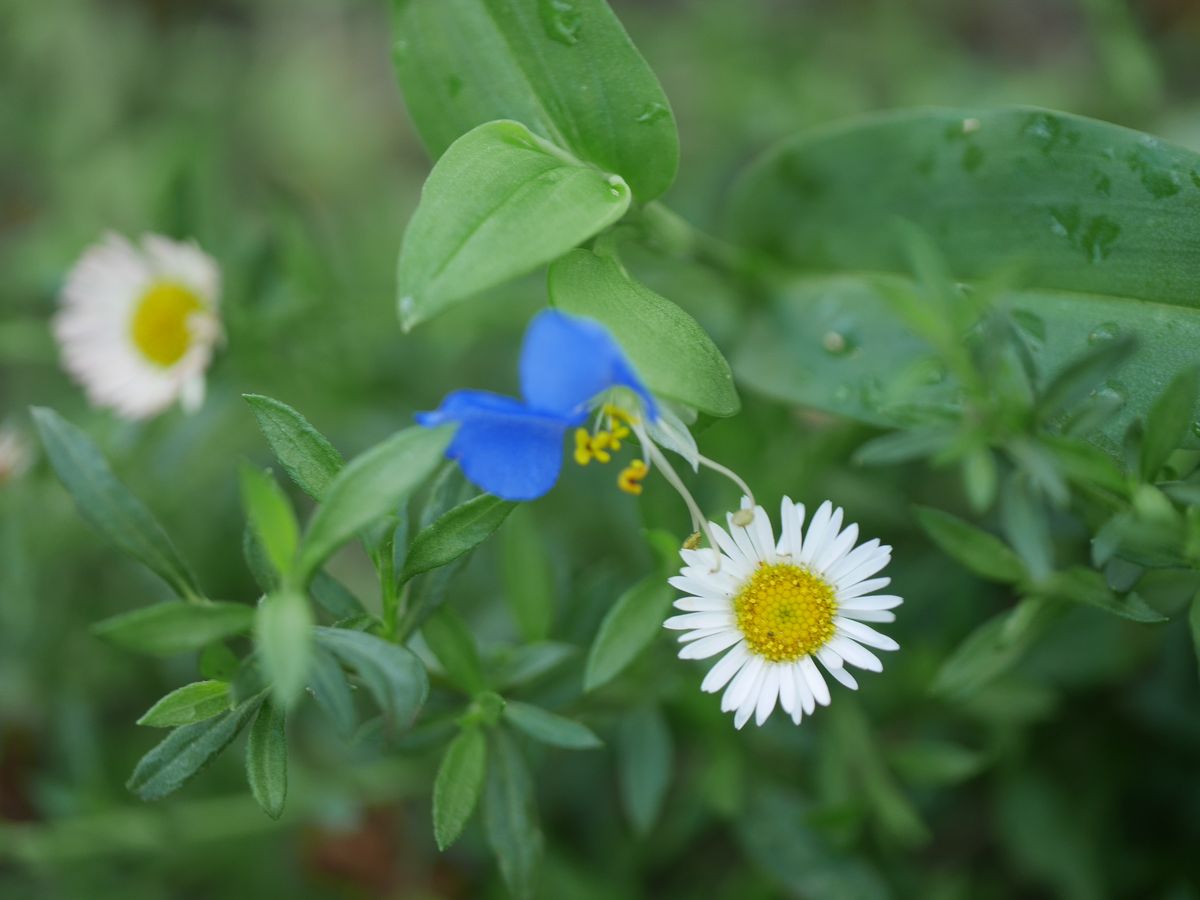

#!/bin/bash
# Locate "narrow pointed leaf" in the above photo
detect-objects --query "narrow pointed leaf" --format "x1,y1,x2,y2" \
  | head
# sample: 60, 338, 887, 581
915, 506, 1026, 584
584, 572, 674, 692
246, 699, 288, 819
314, 627, 429, 728
93, 601, 255, 656
137, 681, 232, 728
243, 394, 343, 500
402, 494, 516, 583
433, 726, 487, 851
484, 728, 543, 899
238, 463, 299, 579
255, 589, 314, 709
503, 701, 601, 750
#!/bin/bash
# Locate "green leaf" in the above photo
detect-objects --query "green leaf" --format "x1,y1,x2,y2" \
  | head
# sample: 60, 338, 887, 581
932, 599, 1058, 700
242, 526, 279, 595
1141, 367, 1200, 480
245, 698, 287, 819
433, 726, 487, 851
490, 642, 577, 691
503, 701, 601, 750
500, 507, 555, 641
32, 407, 199, 599
1038, 567, 1168, 623
243, 394, 343, 500
314, 627, 429, 728
310, 571, 368, 620
915, 506, 1027, 583
617, 704, 672, 835
853, 427, 955, 466
238, 463, 299, 579
137, 681, 232, 728
484, 727, 543, 899
730, 108, 1200, 448
93, 601, 255, 656
391, 0, 678, 200
199, 643, 240, 681
584, 571, 674, 692
547, 249, 739, 417
422, 608, 486, 695
127, 695, 263, 801
1036, 336, 1136, 422
255, 589, 314, 709
397, 120, 631, 330
307, 644, 357, 737
888, 739, 986, 787
402, 494, 516, 583
297, 426, 453, 583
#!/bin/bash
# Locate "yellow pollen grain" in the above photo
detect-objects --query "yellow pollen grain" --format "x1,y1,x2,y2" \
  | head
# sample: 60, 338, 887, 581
733, 562, 837, 662
130, 282, 203, 367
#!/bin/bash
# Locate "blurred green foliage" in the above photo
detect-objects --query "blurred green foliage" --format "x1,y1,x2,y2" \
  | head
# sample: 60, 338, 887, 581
3, 0, 1200, 898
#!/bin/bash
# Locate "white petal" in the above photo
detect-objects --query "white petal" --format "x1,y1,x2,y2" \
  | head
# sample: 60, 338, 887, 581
179, 374, 206, 413
723, 655, 765, 712
793, 663, 815, 715
725, 511, 759, 563
798, 501, 834, 564
664, 612, 734, 631
839, 594, 903, 611
679, 629, 743, 660
816, 646, 844, 670
800, 656, 831, 706
778, 660, 797, 714
708, 523, 755, 573
755, 666, 781, 725
669, 574, 729, 598
750, 505, 777, 565
776, 496, 799, 558
834, 549, 892, 590
838, 577, 891, 600
828, 635, 883, 672
826, 664, 859, 690
835, 618, 900, 651
735, 665, 767, 729
678, 626, 728, 643
672, 596, 732, 613
840, 608, 895, 623
814, 521, 858, 572
824, 539, 881, 583
702, 641, 749, 693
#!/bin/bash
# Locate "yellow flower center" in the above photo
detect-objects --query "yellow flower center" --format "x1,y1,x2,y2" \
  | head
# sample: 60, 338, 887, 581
130, 282, 203, 366
733, 563, 838, 662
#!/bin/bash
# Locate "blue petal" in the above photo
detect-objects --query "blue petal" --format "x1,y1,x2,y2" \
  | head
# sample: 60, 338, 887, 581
519, 310, 656, 419
416, 390, 572, 501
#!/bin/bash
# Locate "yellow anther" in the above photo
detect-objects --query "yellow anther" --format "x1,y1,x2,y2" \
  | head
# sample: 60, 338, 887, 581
603, 403, 638, 428
590, 430, 613, 464
574, 428, 594, 466
683, 531, 703, 550
617, 459, 649, 495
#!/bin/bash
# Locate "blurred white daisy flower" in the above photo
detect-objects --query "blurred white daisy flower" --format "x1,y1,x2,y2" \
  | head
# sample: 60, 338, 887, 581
0, 425, 32, 486
665, 497, 900, 729
55, 233, 221, 420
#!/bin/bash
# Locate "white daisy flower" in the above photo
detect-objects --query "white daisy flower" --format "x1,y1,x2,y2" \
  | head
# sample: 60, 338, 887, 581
55, 232, 221, 420
665, 497, 901, 729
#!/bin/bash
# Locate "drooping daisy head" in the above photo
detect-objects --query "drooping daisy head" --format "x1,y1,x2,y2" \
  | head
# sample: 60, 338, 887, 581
665, 497, 901, 729
55, 233, 221, 420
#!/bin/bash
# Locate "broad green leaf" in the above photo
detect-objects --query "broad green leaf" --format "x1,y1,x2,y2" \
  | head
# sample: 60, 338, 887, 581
433, 726, 487, 851
93, 601, 254, 656
391, 0, 678, 200
422, 608, 486, 695
617, 704, 672, 834
297, 426, 453, 582
307, 644, 357, 737
402, 494, 516, 583
584, 571, 674, 692
243, 394, 343, 500
137, 681, 231, 728
238, 464, 299, 579
1140, 367, 1200, 480
548, 249, 739, 416
500, 507, 555, 641
915, 506, 1026, 584
1038, 567, 1167, 622
255, 589, 314, 709
503, 701, 601, 750
127, 694, 263, 801
246, 699, 287, 820
484, 728, 543, 899
32, 407, 199, 599
396, 120, 631, 330
730, 108, 1200, 448
314, 627, 429, 728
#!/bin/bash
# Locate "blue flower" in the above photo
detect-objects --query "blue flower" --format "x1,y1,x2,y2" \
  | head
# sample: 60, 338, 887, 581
416, 310, 656, 501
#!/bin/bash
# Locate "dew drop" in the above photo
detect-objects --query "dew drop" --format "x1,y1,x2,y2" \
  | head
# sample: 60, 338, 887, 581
635, 102, 669, 125
540, 0, 582, 45
1192, 421, 1200, 439
1088, 321, 1120, 344
822, 331, 849, 355
399, 296, 415, 330
1022, 112, 1063, 154
1080, 216, 1120, 262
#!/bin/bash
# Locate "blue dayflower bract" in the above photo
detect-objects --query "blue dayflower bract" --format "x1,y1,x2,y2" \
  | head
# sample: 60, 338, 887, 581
416, 310, 656, 501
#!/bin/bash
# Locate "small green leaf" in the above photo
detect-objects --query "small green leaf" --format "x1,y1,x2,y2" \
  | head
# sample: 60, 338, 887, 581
199, 643, 240, 681
297, 426, 453, 583
402, 494, 516, 583
255, 589, 314, 709
310, 571, 368, 620
853, 428, 955, 466
1038, 567, 1168, 623
422, 608, 486, 695
932, 599, 1058, 700
238, 463, 299, 579
93, 602, 255, 656
915, 506, 1027, 584
32, 407, 199, 599
888, 739, 986, 787
433, 726, 487, 851
584, 572, 674, 692
314, 627, 429, 728
243, 394, 343, 500
127, 694, 263, 801
500, 507, 555, 641
246, 698, 287, 819
1036, 336, 1136, 422
1141, 367, 1200, 481
548, 249, 739, 417
617, 704, 672, 834
484, 728, 543, 899
243, 526, 279, 594
490, 642, 577, 691
397, 120, 631, 330
392, 0, 679, 200
307, 644, 357, 737
503, 701, 601, 750
137, 681, 232, 728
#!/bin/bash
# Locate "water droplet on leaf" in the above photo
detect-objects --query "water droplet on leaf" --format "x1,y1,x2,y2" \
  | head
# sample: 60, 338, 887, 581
540, 0, 582, 45
1088, 322, 1120, 344
635, 102, 669, 125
